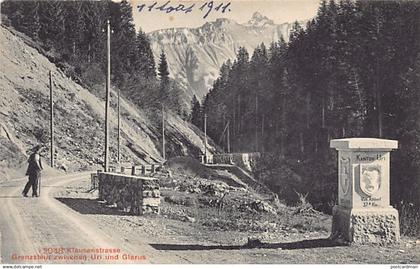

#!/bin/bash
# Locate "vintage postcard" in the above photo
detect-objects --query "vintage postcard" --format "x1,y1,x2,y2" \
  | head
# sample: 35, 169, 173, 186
0, 0, 419, 266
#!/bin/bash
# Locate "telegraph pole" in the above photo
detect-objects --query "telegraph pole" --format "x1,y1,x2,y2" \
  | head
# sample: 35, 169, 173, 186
117, 87, 121, 163
204, 113, 207, 163
255, 94, 258, 152
227, 121, 230, 153
104, 19, 111, 172
219, 121, 230, 153
162, 104, 166, 161
49, 71, 54, 168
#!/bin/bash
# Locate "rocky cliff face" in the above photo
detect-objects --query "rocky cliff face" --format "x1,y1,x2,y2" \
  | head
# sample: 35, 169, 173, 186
148, 12, 303, 100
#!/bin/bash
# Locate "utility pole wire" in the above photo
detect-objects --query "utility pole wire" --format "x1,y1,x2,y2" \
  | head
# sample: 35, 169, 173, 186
227, 121, 230, 153
117, 86, 121, 164
49, 71, 54, 168
162, 104, 166, 161
204, 113, 207, 163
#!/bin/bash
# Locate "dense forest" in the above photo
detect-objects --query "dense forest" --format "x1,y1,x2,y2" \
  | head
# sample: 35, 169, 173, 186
1, 0, 187, 116
193, 0, 420, 230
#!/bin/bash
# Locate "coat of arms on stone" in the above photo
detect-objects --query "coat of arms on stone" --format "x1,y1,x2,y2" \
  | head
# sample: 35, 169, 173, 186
340, 157, 350, 194
360, 164, 382, 196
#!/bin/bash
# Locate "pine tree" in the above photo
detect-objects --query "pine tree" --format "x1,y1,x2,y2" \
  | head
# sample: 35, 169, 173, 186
229, 47, 249, 149
392, 53, 420, 207
2, 1, 24, 31
158, 50, 170, 103
38, 1, 66, 48
134, 29, 156, 79
190, 95, 201, 126
268, 38, 288, 154
82, 1, 106, 65
2, 1, 41, 40
20, 1, 41, 40
63, 1, 85, 58
249, 43, 270, 151
110, 0, 138, 84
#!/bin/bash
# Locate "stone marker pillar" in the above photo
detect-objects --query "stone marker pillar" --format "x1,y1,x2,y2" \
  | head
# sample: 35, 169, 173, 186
330, 138, 399, 244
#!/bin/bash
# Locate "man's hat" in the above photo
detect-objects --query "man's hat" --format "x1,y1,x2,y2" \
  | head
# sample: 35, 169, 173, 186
32, 145, 42, 152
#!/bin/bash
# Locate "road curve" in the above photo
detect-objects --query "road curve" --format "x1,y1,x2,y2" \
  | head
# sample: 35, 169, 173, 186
0, 172, 188, 264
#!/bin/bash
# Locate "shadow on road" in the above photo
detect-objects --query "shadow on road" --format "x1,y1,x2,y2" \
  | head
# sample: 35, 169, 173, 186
55, 197, 131, 216
150, 238, 346, 251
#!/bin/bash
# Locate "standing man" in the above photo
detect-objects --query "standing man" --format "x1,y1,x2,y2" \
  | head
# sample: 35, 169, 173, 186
22, 145, 43, 197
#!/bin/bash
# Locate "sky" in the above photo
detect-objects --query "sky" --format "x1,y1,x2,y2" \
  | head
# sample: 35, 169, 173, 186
129, 0, 322, 32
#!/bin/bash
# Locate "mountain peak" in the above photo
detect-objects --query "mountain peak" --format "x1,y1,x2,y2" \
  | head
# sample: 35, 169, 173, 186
247, 12, 274, 27
215, 17, 234, 26
252, 12, 265, 20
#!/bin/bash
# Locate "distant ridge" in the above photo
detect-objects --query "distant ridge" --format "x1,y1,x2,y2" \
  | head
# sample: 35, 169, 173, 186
148, 13, 306, 101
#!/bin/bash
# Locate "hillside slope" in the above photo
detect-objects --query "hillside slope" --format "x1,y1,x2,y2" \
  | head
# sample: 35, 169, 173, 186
0, 26, 215, 179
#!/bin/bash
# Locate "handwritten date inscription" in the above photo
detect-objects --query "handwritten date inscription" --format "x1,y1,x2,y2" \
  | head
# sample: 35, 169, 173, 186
137, 1, 232, 19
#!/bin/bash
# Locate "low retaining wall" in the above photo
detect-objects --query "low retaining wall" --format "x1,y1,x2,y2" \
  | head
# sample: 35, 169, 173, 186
213, 152, 261, 172
98, 172, 160, 215
108, 164, 162, 176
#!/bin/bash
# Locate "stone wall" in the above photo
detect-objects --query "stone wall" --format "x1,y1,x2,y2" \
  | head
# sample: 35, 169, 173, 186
98, 172, 160, 215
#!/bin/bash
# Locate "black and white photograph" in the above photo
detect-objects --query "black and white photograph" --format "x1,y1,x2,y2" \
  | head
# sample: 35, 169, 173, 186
0, 0, 419, 266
